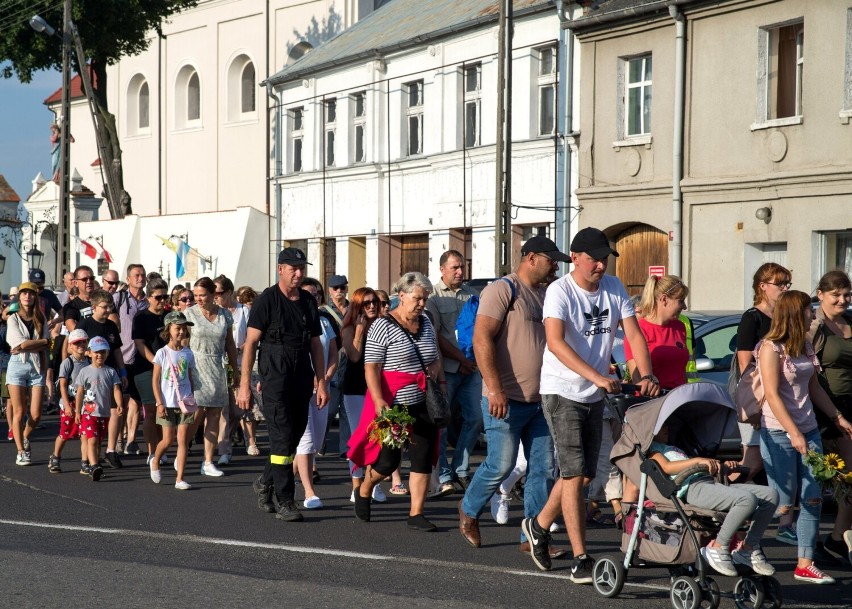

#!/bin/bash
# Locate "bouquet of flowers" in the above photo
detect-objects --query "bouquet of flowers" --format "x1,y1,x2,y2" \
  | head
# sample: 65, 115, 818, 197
368, 405, 415, 449
805, 449, 852, 505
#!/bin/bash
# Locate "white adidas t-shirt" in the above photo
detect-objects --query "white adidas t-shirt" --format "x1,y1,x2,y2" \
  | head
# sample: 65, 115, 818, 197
540, 273, 634, 402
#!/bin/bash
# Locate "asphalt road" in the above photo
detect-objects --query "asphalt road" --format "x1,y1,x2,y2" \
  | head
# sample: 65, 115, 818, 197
1, 416, 850, 609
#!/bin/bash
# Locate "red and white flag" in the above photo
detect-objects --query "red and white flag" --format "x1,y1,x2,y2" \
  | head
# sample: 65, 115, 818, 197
76, 238, 97, 260
91, 240, 113, 263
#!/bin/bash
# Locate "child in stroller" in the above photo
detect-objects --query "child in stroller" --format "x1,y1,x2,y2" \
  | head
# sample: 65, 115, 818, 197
650, 422, 779, 577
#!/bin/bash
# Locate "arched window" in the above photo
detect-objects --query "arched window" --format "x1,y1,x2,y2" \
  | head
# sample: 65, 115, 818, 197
139, 81, 150, 129
174, 64, 202, 129
187, 71, 200, 121
126, 74, 150, 136
241, 62, 255, 113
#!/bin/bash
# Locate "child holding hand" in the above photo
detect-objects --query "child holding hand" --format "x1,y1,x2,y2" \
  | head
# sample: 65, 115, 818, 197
48, 329, 90, 473
650, 423, 778, 578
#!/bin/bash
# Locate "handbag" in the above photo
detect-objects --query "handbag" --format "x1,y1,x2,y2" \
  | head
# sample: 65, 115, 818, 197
387, 315, 450, 428
168, 353, 198, 415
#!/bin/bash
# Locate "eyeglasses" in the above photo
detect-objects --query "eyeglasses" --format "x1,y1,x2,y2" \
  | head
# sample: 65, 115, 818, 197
151, 295, 169, 301
179, 296, 195, 303
103, 279, 119, 286
362, 299, 378, 307
766, 281, 792, 289
331, 285, 347, 291
76, 275, 95, 282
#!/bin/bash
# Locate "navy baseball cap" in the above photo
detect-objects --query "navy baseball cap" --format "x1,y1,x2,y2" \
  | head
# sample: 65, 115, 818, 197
277, 248, 310, 266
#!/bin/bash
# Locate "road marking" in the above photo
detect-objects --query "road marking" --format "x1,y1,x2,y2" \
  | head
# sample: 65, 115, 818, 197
0, 476, 107, 510
0, 518, 834, 608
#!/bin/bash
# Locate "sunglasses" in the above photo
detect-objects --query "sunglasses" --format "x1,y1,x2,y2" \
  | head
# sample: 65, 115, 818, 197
214, 290, 227, 296
179, 296, 195, 303
362, 299, 378, 307
103, 279, 119, 286
379, 301, 390, 307
76, 275, 95, 282
151, 294, 169, 301
331, 285, 348, 291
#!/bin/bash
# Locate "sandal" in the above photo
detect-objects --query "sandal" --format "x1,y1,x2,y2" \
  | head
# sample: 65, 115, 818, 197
587, 509, 616, 527
390, 483, 409, 496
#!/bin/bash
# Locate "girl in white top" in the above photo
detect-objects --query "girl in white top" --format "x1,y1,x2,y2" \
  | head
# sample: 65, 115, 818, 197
6, 282, 50, 466
150, 312, 197, 490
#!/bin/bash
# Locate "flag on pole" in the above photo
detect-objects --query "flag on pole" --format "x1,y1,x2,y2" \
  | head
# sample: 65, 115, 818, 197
175, 239, 190, 279
76, 238, 97, 260
91, 240, 113, 263
157, 235, 178, 254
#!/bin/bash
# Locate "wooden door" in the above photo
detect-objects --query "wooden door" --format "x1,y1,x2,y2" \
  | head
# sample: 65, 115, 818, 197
400, 234, 429, 276
614, 224, 668, 296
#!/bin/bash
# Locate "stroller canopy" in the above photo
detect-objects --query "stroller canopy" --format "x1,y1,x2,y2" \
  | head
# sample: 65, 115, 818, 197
611, 383, 737, 505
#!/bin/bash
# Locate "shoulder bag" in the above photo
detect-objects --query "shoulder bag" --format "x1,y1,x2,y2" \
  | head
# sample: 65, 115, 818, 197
168, 352, 198, 414
387, 315, 450, 428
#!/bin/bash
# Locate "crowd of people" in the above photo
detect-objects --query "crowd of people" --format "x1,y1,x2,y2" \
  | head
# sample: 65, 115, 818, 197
2, 228, 852, 587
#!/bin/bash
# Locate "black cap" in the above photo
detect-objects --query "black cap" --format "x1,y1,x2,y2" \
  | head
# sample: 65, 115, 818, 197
28, 268, 46, 284
328, 274, 348, 288
570, 227, 619, 259
521, 236, 571, 262
277, 247, 311, 266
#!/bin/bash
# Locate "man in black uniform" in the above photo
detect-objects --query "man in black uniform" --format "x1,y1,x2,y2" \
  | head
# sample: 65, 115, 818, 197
237, 248, 328, 522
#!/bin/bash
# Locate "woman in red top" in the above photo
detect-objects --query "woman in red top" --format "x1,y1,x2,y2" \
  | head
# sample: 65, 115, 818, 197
624, 275, 690, 390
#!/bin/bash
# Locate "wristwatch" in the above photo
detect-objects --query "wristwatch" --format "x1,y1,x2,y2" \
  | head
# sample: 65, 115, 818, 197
640, 374, 660, 385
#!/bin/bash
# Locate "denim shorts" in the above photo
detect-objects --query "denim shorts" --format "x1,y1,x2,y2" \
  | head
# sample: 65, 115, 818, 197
542, 394, 604, 479
6, 356, 45, 388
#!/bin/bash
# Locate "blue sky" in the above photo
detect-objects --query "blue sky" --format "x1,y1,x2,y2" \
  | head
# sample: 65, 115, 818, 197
0, 66, 62, 200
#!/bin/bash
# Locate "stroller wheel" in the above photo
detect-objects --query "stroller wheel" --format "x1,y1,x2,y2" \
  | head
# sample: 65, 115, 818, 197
760, 576, 782, 609
696, 575, 721, 609
670, 575, 702, 609
592, 554, 626, 598
733, 576, 765, 609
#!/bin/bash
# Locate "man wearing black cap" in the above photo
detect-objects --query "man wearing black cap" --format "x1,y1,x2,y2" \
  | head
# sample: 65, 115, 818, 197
237, 247, 328, 522
457, 235, 567, 556
29, 269, 62, 324
520, 227, 659, 582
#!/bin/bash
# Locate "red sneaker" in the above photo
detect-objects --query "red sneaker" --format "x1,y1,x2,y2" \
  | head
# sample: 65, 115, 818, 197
6, 430, 12, 441
794, 564, 836, 585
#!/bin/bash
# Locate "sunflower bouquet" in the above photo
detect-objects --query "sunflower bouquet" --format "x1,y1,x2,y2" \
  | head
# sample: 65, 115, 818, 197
368, 405, 415, 449
804, 449, 852, 504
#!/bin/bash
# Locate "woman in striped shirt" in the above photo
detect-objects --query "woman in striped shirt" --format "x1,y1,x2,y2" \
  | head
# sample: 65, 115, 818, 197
351, 272, 445, 531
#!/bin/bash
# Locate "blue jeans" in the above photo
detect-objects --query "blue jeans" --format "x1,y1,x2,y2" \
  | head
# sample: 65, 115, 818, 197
438, 370, 483, 483
461, 396, 554, 542
760, 426, 823, 559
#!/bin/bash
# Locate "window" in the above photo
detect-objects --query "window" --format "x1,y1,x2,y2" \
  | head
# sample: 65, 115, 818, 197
625, 55, 652, 137
241, 62, 256, 113
820, 230, 852, 275
187, 71, 200, 121
138, 82, 150, 129
289, 107, 304, 173
405, 80, 424, 156
767, 23, 803, 119
174, 65, 202, 129
324, 99, 336, 167
537, 47, 557, 136
351, 91, 367, 163
126, 74, 150, 136
463, 64, 481, 147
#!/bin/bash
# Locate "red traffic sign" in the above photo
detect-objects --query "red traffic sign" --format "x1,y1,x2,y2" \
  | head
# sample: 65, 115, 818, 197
649, 266, 666, 278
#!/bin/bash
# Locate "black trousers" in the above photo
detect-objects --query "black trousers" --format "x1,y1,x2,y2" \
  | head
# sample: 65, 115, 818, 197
260, 390, 311, 501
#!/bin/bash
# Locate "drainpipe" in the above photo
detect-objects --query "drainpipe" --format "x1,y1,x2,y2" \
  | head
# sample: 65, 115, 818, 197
555, 0, 574, 265
266, 82, 283, 281
669, 3, 686, 277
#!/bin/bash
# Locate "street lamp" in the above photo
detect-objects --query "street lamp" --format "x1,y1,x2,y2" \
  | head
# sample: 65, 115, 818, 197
27, 247, 45, 270
30, 7, 70, 286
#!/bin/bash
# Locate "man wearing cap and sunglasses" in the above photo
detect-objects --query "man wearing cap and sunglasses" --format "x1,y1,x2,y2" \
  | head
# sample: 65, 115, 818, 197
322, 274, 351, 457
520, 227, 659, 583
238, 247, 329, 522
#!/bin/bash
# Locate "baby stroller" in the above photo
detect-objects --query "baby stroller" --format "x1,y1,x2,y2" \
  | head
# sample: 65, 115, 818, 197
592, 382, 783, 609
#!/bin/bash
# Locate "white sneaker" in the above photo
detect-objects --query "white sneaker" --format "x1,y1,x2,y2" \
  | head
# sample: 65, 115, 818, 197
372, 484, 388, 503
16, 451, 30, 466
303, 495, 323, 509
550, 522, 560, 533
491, 492, 511, 525
350, 490, 356, 503
150, 462, 162, 484
217, 453, 232, 466
732, 547, 775, 576
174, 480, 192, 490
200, 461, 224, 477
702, 545, 737, 577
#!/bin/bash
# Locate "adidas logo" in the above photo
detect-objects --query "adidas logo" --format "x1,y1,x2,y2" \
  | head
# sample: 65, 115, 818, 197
583, 305, 610, 336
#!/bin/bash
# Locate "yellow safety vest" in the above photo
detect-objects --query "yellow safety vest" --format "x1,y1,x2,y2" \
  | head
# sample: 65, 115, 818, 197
681, 314, 699, 383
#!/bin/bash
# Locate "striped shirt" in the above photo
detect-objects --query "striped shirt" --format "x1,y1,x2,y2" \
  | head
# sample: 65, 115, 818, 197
364, 314, 439, 405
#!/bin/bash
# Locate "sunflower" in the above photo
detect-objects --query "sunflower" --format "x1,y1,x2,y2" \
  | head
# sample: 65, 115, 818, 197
825, 453, 846, 472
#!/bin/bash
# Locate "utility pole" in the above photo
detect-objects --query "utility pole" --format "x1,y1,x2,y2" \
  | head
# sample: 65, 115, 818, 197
56, 0, 72, 285
494, 0, 513, 277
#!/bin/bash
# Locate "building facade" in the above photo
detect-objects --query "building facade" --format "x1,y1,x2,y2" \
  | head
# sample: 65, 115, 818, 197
570, 0, 852, 306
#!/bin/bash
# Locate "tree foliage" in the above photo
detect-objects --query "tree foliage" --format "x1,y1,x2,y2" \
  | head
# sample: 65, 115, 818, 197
0, 0, 198, 214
